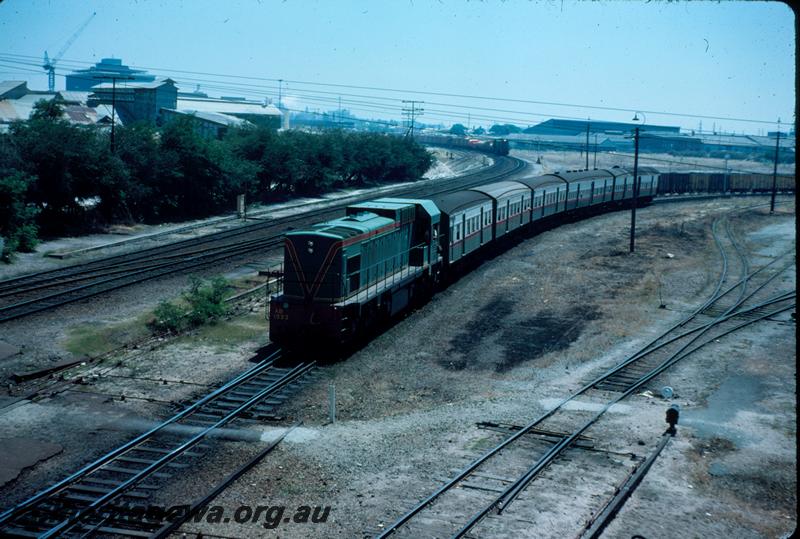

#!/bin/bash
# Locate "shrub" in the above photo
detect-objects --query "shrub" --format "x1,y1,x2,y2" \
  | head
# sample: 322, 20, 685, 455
151, 300, 186, 333
15, 223, 39, 252
184, 276, 230, 326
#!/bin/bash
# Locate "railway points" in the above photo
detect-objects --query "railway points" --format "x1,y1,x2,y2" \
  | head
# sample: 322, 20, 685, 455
374, 206, 795, 538
0, 348, 314, 537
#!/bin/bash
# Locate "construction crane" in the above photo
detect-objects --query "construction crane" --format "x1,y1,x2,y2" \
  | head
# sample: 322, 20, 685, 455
42, 11, 96, 92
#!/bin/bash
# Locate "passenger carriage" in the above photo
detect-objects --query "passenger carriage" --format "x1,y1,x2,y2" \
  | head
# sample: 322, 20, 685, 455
469, 181, 532, 239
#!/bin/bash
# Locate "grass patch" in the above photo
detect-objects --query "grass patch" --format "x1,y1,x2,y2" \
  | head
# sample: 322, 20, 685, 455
191, 313, 268, 350
65, 314, 151, 357
149, 276, 231, 334
465, 435, 496, 452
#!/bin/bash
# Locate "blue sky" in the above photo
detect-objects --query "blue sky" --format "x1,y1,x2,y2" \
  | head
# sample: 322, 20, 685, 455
0, 0, 794, 134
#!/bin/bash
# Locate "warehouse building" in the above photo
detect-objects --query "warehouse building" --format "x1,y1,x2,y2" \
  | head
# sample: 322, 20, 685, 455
88, 78, 177, 125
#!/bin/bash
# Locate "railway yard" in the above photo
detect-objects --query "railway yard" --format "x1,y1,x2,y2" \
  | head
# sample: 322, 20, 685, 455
0, 151, 795, 538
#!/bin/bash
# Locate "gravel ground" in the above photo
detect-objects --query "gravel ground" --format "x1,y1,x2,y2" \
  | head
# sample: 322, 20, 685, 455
0, 183, 793, 537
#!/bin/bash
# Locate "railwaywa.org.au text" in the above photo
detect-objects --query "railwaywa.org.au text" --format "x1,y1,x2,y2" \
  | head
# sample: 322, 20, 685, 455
111, 503, 331, 529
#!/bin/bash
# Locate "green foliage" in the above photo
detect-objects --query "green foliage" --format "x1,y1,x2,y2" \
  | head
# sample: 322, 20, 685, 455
0, 108, 434, 257
149, 276, 231, 334
14, 223, 39, 252
151, 300, 186, 333
30, 100, 65, 121
489, 124, 521, 136
0, 169, 39, 262
183, 276, 230, 326
449, 123, 467, 136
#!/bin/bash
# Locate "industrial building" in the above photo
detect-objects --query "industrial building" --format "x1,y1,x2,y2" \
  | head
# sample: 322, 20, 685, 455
508, 118, 794, 159
65, 58, 156, 91
87, 78, 177, 125
0, 80, 115, 131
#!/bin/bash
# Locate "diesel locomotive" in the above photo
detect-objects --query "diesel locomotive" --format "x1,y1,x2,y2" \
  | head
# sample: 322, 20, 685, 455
269, 166, 659, 350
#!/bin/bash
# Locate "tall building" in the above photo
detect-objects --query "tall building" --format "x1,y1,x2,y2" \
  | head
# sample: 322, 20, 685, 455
66, 58, 155, 91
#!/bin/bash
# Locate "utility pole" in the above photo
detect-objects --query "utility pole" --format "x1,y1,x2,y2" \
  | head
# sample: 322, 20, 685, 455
402, 100, 424, 139
770, 120, 781, 214
629, 126, 640, 253
724, 154, 730, 193
585, 119, 590, 170
94, 74, 133, 152
593, 133, 598, 169
110, 77, 118, 152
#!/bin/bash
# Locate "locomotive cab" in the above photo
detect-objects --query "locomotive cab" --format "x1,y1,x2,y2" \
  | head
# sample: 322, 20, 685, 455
269, 199, 441, 351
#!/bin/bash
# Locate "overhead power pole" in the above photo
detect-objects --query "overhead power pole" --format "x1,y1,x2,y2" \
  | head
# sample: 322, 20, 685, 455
402, 100, 424, 139
585, 119, 590, 170
93, 73, 133, 152
769, 120, 781, 214
629, 126, 640, 253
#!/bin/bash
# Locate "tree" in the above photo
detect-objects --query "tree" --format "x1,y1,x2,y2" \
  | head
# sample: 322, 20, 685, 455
9, 101, 115, 234
449, 123, 467, 136
489, 124, 521, 136
29, 99, 65, 121
0, 171, 39, 260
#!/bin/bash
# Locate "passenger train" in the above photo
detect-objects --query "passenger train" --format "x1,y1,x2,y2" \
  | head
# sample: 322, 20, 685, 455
269, 166, 659, 350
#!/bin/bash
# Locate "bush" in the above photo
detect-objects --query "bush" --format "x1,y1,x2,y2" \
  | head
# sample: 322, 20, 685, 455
149, 276, 231, 334
184, 276, 230, 326
151, 300, 186, 333
15, 223, 39, 252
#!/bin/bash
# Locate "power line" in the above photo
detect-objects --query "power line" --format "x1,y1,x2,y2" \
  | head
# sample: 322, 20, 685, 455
0, 52, 787, 126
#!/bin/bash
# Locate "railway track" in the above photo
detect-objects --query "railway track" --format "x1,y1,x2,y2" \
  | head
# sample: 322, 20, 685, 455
0, 155, 526, 324
0, 347, 315, 538
374, 208, 795, 538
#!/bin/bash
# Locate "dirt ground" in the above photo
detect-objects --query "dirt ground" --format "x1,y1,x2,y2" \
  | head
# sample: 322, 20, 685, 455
0, 187, 794, 537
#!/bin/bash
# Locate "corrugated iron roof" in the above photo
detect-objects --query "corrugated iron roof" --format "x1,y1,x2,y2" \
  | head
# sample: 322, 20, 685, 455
91, 78, 175, 90
57, 91, 91, 105
0, 81, 26, 98
176, 97, 282, 117
164, 109, 249, 127
0, 94, 54, 122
